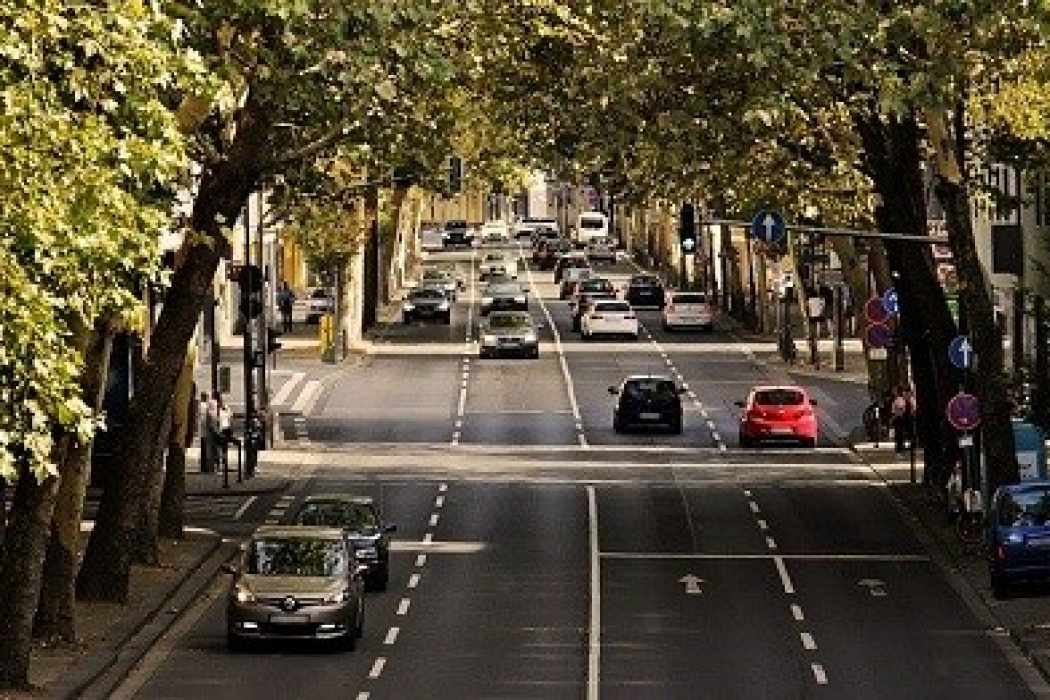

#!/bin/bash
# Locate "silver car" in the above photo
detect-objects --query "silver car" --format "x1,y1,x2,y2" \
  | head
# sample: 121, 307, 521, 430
479, 311, 541, 358
224, 526, 366, 651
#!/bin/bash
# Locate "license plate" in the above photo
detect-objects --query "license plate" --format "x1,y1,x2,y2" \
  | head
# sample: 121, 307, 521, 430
770, 427, 793, 435
499, 340, 519, 347
269, 614, 309, 625
640, 412, 661, 420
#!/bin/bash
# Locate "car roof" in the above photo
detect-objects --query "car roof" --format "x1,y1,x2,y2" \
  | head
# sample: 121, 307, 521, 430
623, 374, 674, 383
251, 525, 346, 541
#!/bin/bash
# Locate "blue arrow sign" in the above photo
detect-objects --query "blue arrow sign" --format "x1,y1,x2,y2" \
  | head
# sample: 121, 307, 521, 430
882, 289, 899, 317
948, 335, 974, 370
750, 210, 786, 244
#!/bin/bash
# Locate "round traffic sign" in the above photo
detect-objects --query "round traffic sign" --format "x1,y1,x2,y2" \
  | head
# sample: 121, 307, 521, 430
864, 297, 888, 324
865, 322, 892, 349
882, 289, 899, 316
947, 335, 974, 370
749, 210, 786, 244
946, 392, 980, 430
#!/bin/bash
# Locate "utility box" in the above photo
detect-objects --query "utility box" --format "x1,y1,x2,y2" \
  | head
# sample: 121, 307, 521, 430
1013, 419, 1047, 481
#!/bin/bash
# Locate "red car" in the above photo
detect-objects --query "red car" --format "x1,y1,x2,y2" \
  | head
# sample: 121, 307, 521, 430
736, 385, 818, 447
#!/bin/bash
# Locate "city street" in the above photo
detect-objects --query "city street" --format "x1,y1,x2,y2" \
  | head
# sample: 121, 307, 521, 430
121, 247, 1043, 699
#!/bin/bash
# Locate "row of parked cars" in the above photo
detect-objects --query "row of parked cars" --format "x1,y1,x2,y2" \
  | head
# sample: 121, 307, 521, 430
224, 495, 396, 651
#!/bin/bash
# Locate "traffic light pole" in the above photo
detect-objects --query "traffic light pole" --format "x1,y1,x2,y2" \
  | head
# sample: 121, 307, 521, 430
242, 204, 257, 479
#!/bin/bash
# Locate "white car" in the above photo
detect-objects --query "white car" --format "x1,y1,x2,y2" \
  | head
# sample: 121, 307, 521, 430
662, 291, 714, 331
478, 252, 513, 281
304, 288, 335, 324
581, 299, 639, 340
480, 221, 510, 245
585, 236, 617, 263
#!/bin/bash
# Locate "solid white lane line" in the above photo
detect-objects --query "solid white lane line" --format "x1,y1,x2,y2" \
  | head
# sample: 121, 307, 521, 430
587, 485, 601, 700
415, 554, 427, 567
272, 371, 307, 406
791, 604, 805, 621
368, 658, 386, 679
408, 573, 421, 589
263, 519, 279, 525
397, 599, 411, 615
812, 664, 828, 685
774, 556, 796, 594
429, 513, 439, 527
435, 495, 445, 508
234, 495, 257, 520
801, 632, 817, 650
384, 627, 400, 645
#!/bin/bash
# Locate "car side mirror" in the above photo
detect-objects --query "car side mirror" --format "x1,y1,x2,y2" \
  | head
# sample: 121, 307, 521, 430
734, 400, 745, 408
384, 524, 397, 533
221, 563, 238, 575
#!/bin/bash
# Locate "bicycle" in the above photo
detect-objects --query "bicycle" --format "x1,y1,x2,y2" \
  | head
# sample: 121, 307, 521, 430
862, 401, 888, 444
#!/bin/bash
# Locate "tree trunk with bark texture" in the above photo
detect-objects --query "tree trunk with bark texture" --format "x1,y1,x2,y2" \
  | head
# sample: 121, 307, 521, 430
0, 464, 61, 689
78, 99, 272, 602
34, 323, 113, 643
133, 399, 172, 566
159, 351, 197, 540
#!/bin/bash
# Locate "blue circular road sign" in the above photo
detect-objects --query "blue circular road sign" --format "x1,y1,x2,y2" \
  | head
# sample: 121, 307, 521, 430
750, 210, 786, 244
947, 392, 980, 430
947, 335, 974, 370
866, 322, 892, 349
882, 289, 899, 316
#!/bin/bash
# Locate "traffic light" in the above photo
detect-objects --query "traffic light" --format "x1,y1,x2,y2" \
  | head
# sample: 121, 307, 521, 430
239, 264, 264, 319
449, 156, 463, 193
679, 202, 698, 254
267, 327, 283, 353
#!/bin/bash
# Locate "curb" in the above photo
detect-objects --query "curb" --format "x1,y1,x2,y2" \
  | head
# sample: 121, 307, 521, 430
55, 531, 230, 699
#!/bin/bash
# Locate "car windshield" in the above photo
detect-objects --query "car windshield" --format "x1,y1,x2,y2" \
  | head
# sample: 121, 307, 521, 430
310, 289, 330, 299
410, 289, 445, 300
580, 217, 604, 229
292, 501, 379, 530
246, 537, 346, 577
631, 277, 659, 287
485, 253, 505, 261
594, 301, 630, 313
999, 488, 1050, 527
673, 293, 707, 304
624, 379, 677, 399
754, 389, 805, 406
582, 279, 613, 292
488, 314, 530, 329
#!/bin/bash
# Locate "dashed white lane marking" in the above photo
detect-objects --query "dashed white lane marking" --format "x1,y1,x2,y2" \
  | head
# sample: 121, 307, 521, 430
766, 536, 778, 550
384, 627, 399, 645
454, 420, 463, 429
356, 692, 369, 700
439, 483, 448, 492
397, 598, 411, 615
757, 519, 768, 531
791, 604, 805, 621
749, 501, 761, 513
812, 664, 828, 685
429, 513, 440, 527
435, 495, 445, 508
587, 485, 601, 700
234, 495, 257, 520
408, 573, 421, 589
368, 658, 386, 679
774, 555, 796, 594
415, 554, 427, 567
801, 632, 817, 650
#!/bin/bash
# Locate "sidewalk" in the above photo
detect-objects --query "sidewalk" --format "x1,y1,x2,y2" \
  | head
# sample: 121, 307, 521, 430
6, 472, 287, 699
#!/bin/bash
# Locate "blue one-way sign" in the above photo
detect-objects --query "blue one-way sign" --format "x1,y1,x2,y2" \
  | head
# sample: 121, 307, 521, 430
750, 210, 786, 244
948, 335, 974, 370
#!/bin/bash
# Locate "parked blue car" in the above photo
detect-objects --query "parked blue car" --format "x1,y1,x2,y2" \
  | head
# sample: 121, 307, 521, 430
989, 480, 1050, 598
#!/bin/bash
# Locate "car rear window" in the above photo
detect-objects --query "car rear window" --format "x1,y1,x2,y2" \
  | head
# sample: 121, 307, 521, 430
754, 389, 805, 406
625, 379, 677, 399
488, 314, 530, 329
411, 289, 445, 299
631, 276, 659, 286
999, 487, 1050, 527
673, 293, 707, 304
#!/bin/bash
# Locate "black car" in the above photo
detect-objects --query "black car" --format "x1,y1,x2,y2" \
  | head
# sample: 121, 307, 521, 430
480, 281, 528, 315
609, 375, 685, 434
442, 220, 473, 248
554, 253, 590, 283
403, 287, 451, 323
572, 290, 617, 331
289, 495, 397, 591
624, 274, 665, 308
536, 238, 573, 271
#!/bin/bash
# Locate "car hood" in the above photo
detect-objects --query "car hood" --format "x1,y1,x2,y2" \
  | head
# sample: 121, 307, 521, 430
240, 574, 344, 598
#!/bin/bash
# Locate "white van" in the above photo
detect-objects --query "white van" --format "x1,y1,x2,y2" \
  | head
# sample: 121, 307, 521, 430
574, 212, 609, 245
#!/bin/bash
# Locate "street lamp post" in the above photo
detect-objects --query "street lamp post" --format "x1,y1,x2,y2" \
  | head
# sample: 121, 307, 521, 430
242, 201, 257, 479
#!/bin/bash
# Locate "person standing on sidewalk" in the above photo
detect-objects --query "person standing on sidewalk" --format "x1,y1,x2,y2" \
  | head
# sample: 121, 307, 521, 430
277, 281, 295, 333
891, 386, 916, 457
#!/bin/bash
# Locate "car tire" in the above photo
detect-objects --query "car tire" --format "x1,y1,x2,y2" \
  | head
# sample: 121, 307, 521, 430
740, 434, 755, 448
633, 331, 641, 341
530, 348, 539, 359
227, 632, 248, 653
662, 322, 671, 332
670, 418, 683, 435
372, 566, 390, 592
613, 415, 623, 433
801, 437, 817, 448
572, 319, 580, 332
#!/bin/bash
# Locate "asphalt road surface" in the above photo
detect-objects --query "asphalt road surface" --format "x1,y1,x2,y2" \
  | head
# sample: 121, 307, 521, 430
125, 245, 1043, 699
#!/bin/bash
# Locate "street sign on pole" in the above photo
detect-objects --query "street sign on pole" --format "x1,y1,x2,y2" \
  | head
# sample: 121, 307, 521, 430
864, 297, 889, 324
882, 288, 900, 317
749, 210, 786, 244
947, 392, 981, 430
866, 322, 892, 349
948, 335, 974, 370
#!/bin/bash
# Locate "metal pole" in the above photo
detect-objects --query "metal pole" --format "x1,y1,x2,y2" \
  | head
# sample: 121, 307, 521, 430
242, 200, 257, 479
834, 284, 845, 371
256, 187, 268, 449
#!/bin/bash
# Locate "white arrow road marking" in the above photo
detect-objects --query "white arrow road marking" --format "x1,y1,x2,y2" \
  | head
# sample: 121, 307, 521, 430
679, 574, 704, 594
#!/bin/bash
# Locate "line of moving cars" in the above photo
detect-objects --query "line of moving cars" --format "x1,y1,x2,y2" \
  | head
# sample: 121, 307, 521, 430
224, 495, 396, 652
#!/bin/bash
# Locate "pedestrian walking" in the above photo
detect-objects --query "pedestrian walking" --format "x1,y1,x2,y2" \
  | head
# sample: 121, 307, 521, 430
277, 281, 295, 333
891, 386, 916, 457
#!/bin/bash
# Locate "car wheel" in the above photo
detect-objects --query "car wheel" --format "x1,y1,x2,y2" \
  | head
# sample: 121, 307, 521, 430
662, 322, 671, 332
613, 415, 623, 433
670, 418, 683, 435
355, 597, 366, 637
339, 625, 357, 652
530, 348, 540, 359
572, 319, 580, 332
227, 631, 248, 653
633, 331, 641, 341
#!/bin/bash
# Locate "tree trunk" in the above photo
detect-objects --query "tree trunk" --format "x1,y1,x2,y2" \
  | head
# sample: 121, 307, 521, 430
856, 112, 960, 487
0, 462, 61, 689
362, 189, 380, 330
133, 399, 172, 566
381, 186, 410, 302
159, 351, 197, 540
78, 98, 273, 602
34, 323, 113, 643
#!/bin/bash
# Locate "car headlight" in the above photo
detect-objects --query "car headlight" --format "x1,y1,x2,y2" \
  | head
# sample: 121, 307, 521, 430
482, 334, 498, 345
523, 332, 537, 343
324, 588, 352, 604
438, 301, 450, 310
355, 546, 379, 558
481, 296, 493, 305
234, 583, 255, 604
514, 296, 526, 304
403, 302, 415, 311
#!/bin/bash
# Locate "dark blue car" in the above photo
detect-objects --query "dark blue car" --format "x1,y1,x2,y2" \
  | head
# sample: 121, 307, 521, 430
989, 480, 1050, 598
